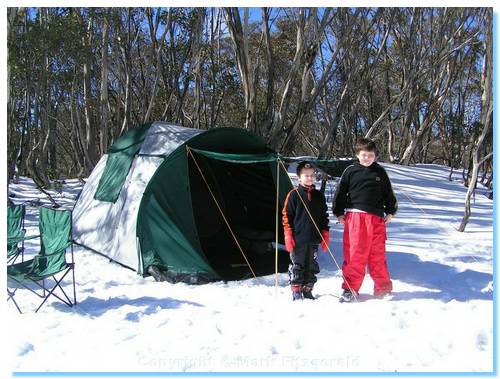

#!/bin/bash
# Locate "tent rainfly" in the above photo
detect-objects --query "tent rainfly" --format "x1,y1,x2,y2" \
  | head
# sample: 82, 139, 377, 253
72, 122, 293, 283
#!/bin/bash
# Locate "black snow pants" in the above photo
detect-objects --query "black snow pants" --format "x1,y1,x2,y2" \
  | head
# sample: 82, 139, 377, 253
289, 244, 320, 288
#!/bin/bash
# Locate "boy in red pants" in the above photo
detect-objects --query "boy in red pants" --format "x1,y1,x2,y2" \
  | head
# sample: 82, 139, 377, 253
333, 138, 397, 302
282, 162, 329, 301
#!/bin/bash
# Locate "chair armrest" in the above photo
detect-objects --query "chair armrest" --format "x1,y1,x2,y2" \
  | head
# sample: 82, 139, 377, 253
8, 234, 40, 243
35, 242, 71, 260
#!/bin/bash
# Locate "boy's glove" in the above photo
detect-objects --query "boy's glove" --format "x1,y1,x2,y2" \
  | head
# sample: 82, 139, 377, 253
284, 231, 295, 253
321, 230, 330, 252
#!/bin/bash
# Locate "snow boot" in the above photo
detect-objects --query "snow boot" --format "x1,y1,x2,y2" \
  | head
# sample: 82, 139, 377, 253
374, 292, 393, 300
339, 289, 357, 303
302, 286, 315, 300
291, 284, 302, 301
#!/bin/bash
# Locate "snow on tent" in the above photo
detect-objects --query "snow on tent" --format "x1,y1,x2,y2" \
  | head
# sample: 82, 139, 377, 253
72, 122, 293, 283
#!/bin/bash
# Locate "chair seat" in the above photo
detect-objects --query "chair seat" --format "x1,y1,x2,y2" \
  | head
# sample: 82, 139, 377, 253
8, 262, 72, 281
8, 233, 39, 243
7, 260, 34, 278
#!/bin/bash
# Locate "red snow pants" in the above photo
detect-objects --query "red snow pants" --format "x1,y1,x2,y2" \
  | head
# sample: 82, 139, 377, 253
341, 212, 393, 295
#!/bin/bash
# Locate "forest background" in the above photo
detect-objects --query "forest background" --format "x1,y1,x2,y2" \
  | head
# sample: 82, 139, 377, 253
6, 8, 494, 228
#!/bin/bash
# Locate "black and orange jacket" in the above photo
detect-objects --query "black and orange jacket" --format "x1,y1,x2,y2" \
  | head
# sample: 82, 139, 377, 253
282, 184, 329, 246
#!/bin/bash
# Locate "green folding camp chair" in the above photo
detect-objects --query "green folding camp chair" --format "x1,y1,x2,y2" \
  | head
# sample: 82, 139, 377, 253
7, 204, 38, 264
7, 207, 76, 313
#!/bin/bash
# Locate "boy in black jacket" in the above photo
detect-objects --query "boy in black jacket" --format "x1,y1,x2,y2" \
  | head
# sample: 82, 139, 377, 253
333, 138, 398, 302
282, 162, 329, 300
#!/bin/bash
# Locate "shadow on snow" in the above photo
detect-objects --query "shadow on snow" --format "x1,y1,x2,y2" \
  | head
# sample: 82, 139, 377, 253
387, 251, 492, 302
52, 295, 204, 317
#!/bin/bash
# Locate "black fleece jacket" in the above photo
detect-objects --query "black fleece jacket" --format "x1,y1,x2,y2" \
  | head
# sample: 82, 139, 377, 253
332, 162, 398, 218
282, 184, 329, 246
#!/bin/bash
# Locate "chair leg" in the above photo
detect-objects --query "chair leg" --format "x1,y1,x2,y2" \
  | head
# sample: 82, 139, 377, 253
51, 274, 74, 305
70, 244, 77, 305
8, 287, 18, 298
9, 270, 74, 313
71, 263, 77, 305
10, 276, 45, 298
34, 269, 74, 313
7, 289, 22, 314
7, 248, 21, 265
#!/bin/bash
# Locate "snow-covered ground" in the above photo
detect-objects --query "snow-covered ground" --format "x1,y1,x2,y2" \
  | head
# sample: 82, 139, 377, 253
5, 163, 494, 373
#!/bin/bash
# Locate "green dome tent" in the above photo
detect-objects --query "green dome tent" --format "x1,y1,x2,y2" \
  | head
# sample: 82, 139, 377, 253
72, 122, 292, 283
